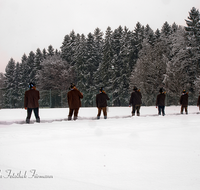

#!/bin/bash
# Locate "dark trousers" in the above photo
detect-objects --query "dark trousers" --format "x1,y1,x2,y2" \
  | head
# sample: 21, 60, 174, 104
68, 108, 79, 120
181, 106, 188, 114
158, 106, 165, 116
132, 104, 141, 116
26, 107, 40, 123
97, 107, 107, 117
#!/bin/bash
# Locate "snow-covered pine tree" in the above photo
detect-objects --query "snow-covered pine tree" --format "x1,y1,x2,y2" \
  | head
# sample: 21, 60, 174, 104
20, 54, 29, 90
4, 58, 16, 107
111, 26, 124, 106
60, 31, 77, 66
83, 32, 97, 106
73, 34, 87, 94
155, 29, 161, 40
185, 7, 200, 46
13, 62, 23, 107
42, 48, 47, 59
185, 7, 200, 100
93, 28, 104, 94
144, 24, 156, 46
118, 26, 133, 106
27, 51, 36, 84
47, 45, 54, 56
95, 27, 114, 105
35, 48, 43, 71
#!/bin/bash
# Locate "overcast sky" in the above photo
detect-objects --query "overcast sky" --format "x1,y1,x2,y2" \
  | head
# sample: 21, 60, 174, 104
0, 0, 199, 73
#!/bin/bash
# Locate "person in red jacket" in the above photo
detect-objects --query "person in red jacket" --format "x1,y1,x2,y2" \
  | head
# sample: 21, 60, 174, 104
96, 87, 110, 119
24, 82, 40, 123
180, 90, 188, 114
67, 83, 83, 120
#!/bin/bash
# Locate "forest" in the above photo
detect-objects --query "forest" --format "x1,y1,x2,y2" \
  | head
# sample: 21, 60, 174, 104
0, 7, 200, 108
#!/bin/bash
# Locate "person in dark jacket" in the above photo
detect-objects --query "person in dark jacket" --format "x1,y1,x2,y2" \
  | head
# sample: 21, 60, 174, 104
197, 92, 200, 111
156, 88, 166, 116
180, 90, 188, 114
129, 86, 142, 116
24, 82, 40, 123
96, 87, 110, 119
67, 83, 83, 120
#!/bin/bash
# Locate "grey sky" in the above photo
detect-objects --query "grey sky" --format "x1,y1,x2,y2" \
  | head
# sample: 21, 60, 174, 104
0, 0, 199, 73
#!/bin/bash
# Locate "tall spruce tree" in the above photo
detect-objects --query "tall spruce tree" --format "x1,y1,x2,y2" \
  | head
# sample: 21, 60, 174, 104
27, 51, 36, 84
96, 26, 114, 105
4, 58, 16, 107
60, 31, 76, 66
83, 32, 97, 106
74, 34, 87, 92
47, 45, 54, 56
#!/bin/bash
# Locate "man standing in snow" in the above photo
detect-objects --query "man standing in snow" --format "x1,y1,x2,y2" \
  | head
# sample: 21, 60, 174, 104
24, 82, 40, 123
96, 87, 110, 119
180, 90, 188, 114
129, 86, 142, 116
156, 88, 166, 116
67, 83, 83, 120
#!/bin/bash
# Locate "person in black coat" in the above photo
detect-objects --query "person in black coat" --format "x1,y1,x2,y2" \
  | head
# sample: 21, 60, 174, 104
180, 90, 188, 114
156, 88, 166, 116
129, 86, 142, 116
96, 87, 110, 119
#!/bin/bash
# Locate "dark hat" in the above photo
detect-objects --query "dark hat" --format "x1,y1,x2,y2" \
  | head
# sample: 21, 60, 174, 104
133, 86, 138, 91
100, 87, 104, 92
29, 82, 35, 89
182, 90, 186, 93
159, 88, 163, 93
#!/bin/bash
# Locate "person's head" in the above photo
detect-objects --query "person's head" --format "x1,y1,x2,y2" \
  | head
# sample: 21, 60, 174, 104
100, 87, 104, 92
70, 83, 76, 89
182, 90, 186, 94
133, 86, 138, 91
29, 82, 35, 89
159, 88, 163, 93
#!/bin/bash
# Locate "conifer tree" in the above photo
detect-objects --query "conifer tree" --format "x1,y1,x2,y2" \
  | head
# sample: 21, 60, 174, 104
4, 58, 16, 107
35, 48, 43, 70
97, 26, 114, 105
60, 31, 76, 66
27, 51, 36, 84
47, 45, 54, 56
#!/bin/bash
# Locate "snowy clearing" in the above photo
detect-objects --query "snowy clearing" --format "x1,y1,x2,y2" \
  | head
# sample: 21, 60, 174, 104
0, 106, 200, 190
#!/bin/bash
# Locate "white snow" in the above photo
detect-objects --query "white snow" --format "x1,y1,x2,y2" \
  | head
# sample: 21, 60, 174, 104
0, 106, 200, 190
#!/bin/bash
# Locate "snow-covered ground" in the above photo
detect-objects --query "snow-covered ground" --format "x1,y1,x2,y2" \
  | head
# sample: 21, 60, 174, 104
0, 106, 200, 190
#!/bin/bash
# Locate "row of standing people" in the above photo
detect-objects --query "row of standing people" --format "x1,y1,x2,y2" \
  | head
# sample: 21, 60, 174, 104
129, 86, 200, 116
24, 83, 200, 123
24, 83, 109, 122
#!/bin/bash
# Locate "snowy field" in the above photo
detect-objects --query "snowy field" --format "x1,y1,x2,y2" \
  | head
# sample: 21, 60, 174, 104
0, 106, 200, 190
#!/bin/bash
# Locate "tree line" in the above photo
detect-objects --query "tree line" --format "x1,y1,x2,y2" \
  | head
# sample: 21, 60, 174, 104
0, 7, 200, 108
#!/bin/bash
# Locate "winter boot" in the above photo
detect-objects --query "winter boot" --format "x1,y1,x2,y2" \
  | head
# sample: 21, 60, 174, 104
97, 116, 100, 119
74, 116, 78, 120
104, 116, 107, 119
36, 118, 40, 123
132, 113, 135, 116
26, 118, 30, 124
68, 116, 72, 121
